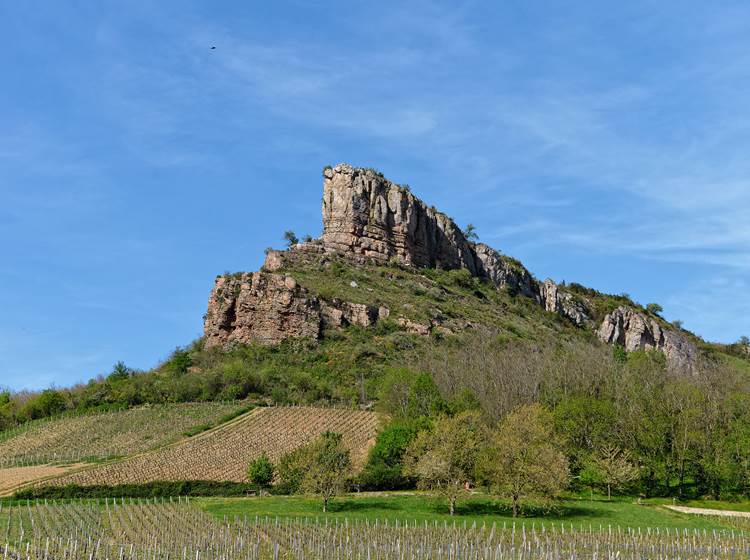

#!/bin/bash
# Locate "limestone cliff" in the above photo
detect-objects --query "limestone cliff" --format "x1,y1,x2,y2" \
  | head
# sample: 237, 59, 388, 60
597, 306, 698, 372
204, 272, 321, 348
321, 164, 478, 273
204, 163, 699, 371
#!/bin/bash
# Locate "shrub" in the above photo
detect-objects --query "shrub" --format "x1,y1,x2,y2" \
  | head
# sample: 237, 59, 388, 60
248, 453, 275, 487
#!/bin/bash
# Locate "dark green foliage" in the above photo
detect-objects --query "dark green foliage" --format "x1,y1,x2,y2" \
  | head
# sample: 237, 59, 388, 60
248, 453, 275, 487
359, 421, 424, 490
107, 361, 132, 381
284, 230, 299, 247
164, 349, 192, 377
646, 303, 664, 316
21, 389, 67, 420
15, 481, 258, 499
463, 223, 478, 241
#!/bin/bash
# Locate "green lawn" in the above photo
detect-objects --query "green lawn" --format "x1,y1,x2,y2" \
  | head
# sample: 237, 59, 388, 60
198, 492, 734, 531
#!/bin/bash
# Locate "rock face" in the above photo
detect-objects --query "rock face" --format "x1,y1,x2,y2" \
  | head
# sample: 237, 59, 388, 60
473, 243, 537, 298
203, 163, 699, 371
204, 271, 394, 348
597, 306, 698, 371
204, 273, 321, 348
322, 164, 478, 273
539, 279, 589, 327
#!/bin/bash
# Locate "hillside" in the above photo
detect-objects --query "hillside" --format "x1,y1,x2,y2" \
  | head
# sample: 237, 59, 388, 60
38, 406, 379, 488
0, 401, 249, 467
3, 164, 750, 501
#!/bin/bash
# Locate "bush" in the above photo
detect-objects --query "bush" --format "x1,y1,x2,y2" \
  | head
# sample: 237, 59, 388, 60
248, 453, 274, 487
359, 421, 422, 490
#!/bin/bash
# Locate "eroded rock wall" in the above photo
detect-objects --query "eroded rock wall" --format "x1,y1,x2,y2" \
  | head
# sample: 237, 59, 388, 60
597, 306, 698, 371
203, 163, 699, 371
204, 273, 321, 348
321, 164, 478, 273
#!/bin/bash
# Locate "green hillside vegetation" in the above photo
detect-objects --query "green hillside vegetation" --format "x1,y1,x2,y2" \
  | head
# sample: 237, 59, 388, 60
4, 255, 750, 505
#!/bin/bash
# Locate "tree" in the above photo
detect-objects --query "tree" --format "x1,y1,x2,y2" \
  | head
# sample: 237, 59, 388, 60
403, 411, 486, 515
378, 369, 445, 419
248, 453, 275, 490
164, 349, 192, 377
477, 404, 568, 517
107, 361, 131, 381
588, 445, 640, 500
359, 421, 422, 490
299, 431, 351, 512
283, 230, 299, 247
463, 223, 479, 241
646, 303, 663, 316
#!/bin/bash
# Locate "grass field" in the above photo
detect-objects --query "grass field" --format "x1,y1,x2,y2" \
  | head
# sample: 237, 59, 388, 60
44, 406, 379, 487
198, 492, 736, 531
0, 401, 250, 466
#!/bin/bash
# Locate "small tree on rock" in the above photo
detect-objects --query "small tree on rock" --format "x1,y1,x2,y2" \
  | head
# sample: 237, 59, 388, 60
646, 303, 663, 316
283, 230, 299, 247
403, 411, 486, 515
300, 431, 351, 512
463, 223, 479, 242
477, 404, 569, 517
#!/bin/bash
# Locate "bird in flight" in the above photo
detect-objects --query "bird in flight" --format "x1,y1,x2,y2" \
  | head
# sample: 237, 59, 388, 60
210, 46, 216, 50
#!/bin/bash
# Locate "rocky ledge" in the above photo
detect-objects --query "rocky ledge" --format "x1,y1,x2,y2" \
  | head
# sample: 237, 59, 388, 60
204, 163, 698, 371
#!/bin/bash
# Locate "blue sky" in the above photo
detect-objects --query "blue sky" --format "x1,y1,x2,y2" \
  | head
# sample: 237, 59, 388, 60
2, 1, 749, 391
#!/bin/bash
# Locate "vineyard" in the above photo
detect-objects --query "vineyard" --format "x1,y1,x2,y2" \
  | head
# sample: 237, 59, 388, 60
0, 401, 249, 467
43, 406, 380, 487
0, 465, 86, 496
1, 499, 749, 560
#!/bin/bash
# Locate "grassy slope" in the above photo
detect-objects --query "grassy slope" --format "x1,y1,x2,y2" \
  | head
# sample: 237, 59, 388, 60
198, 493, 732, 531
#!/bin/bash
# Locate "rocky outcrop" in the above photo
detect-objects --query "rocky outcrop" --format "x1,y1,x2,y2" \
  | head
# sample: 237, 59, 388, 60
473, 243, 537, 298
322, 164, 478, 273
203, 163, 699, 371
597, 306, 698, 371
204, 271, 394, 348
321, 301, 382, 329
539, 279, 589, 327
204, 273, 321, 348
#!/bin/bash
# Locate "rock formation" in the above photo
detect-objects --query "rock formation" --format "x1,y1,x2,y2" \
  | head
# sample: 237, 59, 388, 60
597, 306, 698, 372
204, 162, 699, 371
204, 273, 321, 348
473, 243, 537, 298
204, 270, 391, 348
539, 279, 589, 327
321, 164, 478, 273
